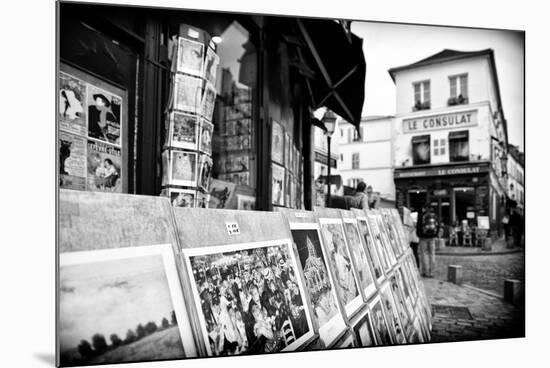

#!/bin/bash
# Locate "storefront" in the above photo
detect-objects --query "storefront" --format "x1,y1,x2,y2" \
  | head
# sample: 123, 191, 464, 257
58, 2, 365, 211
394, 161, 505, 235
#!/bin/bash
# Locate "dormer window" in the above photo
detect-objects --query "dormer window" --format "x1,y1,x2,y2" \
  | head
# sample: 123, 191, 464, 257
413, 80, 430, 111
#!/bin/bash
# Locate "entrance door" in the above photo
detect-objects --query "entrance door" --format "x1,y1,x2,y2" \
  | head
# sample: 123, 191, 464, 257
430, 196, 451, 234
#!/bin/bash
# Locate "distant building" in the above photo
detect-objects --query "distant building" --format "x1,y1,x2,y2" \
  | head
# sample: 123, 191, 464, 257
337, 115, 395, 202
388, 49, 509, 233
507, 144, 524, 211
313, 124, 343, 206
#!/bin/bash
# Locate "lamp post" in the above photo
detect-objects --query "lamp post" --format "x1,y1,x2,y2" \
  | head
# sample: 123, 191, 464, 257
322, 110, 337, 207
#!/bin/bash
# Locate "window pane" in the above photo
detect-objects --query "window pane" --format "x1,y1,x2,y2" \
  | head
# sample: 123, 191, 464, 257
450, 76, 457, 97
414, 83, 421, 103
423, 81, 430, 102
460, 75, 468, 97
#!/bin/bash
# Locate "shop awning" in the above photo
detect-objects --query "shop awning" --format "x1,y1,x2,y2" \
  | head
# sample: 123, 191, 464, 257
296, 19, 366, 130
316, 174, 343, 188
449, 130, 469, 140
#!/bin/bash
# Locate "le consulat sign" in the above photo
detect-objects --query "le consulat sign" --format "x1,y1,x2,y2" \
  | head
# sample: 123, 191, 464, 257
403, 110, 477, 133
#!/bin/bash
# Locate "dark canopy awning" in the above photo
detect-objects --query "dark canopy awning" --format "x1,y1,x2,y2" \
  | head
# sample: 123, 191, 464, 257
296, 19, 366, 130
449, 130, 469, 140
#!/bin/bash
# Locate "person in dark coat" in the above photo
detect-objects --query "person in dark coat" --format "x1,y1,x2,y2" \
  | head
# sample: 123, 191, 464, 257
416, 203, 440, 278
509, 207, 524, 248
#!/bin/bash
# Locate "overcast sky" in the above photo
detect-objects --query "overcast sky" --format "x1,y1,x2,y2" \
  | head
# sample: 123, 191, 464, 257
351, 21, 524, 151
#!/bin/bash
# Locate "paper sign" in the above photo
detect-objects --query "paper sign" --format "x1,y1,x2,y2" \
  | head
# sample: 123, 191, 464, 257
226, 222, 240, 235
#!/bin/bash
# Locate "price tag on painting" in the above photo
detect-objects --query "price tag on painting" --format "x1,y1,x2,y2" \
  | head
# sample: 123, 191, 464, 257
226, 222, 240, 235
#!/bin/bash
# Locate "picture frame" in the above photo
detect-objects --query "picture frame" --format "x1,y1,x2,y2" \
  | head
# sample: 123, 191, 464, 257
174, 74, 202, 114
181, 238, 316, 356
198, 119, 213, 154
341, 216, 377, 301
379, 281, 407, 344
201, 82, 217, 122
271, 120, 284, 165
58, 244, 198, 365
367, 295, 393, 346
169, 112, 199, 150
318, 217, 364, 318
288, 222, 348, 348
271, 163, 285, 206
198, 154, 213, 192
169, 188, 196, 208
351, 308, 376, 347
169, 150, 198, 187
353, 210, 385, 285
366, 214, 393, 274
177, 36, 204, 77
237, 194, 256, 210
202, 46, 220, 86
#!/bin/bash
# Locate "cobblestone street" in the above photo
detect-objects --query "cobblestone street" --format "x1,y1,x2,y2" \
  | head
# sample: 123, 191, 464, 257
423, 278, 524, 342
432, 251, 525, 297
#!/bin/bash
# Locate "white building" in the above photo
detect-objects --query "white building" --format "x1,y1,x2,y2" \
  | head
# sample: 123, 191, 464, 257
337, 115, 395, 201
388, 49, 509, 233
507, 144, 524, 210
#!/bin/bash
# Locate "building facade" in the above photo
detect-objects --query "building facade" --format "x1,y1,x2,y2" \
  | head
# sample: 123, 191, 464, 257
389, 49, 509, 233
337, 116, 395, 201
507, 144, 525, 211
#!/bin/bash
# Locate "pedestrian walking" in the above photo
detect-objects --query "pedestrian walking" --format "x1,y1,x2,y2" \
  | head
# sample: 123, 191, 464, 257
509, 207, 524, 248
416, 203, 440, 278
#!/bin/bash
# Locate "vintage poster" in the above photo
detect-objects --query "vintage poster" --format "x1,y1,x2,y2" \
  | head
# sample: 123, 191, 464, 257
86, 140, 122, 193
342, 219, 376, 299
355, 215, 385, 284
169, 189, 196, 208
237, 194, 256, 210
203, 46, 220, 85
87, 85, 122, 146
208, 179, 237, 209
59, 72, 87, 136
238, 172, 250, 187
174, 74, 203, 113
271, 163, 285, 206
59, 245, 197, 365
201, 83, 217, 122
199, 120, 213, 155
59, 131, 87, 191
177, 37, 204, 77
375, 214, 398, 266
366, 215, 392, 273
389, 274, 411, 330
182, 239, 315, 356
318, 218, 363, 317
285, 171, 291, 207
198, 154, 213, 191
271, 120, 284, 165
196, 192, 209, 208
352, 310, 376, 347
169, 112, 198, 150
368, 296, 393, 345
380, 283, 407, 344
170, 150, 197, 187
290, 224, 347, 347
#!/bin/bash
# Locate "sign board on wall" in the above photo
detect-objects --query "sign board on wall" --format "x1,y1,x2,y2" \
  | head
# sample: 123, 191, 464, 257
394, 162, 490, 179
403, 110, 477, 133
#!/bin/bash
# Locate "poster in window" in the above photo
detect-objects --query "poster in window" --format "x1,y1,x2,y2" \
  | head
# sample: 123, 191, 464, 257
169, 112, 198, 150
196, 192, 209, 208
199, 120, 213, 155
59, 72, 87, 136
169, 189, 196, 208
238, 172, 250, 187
87, 85, 122, 146
289, 224, 347, 347
177, 37, 204, 77
203, 46, 220, 85
198, 154, 213, 191
86, 140, 122, 193
284, 133, 291, 169
271, 163, 285, 206
318, 218, 363, 317
181, 239, 315, 356
59, 131, 87, 191
201, 83, 217, 122
208, 179, 237, 209
58, 244, 197, 365
170, 151, 197, 187
271, 121, 284, 165
174, 74, 202, 114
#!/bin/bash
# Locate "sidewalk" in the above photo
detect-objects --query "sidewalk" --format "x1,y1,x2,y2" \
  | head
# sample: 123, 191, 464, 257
423, 278, 524, 342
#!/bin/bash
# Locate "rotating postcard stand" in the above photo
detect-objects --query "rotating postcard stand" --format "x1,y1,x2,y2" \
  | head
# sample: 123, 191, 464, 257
314, 208, 366, 323
57, 189, 198, 367
171, 208, 316, 357
162, 23, 218, 208
275, 208, 350, 349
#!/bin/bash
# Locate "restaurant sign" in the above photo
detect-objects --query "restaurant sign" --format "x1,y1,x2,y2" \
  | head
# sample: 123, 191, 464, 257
394, 162, 490, 179
403, 110, 477, 133
314, 151, 337, 168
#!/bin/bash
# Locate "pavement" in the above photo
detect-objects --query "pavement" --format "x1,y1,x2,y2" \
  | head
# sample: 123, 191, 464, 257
435, 238, 521, 256
424, 277, 524, 342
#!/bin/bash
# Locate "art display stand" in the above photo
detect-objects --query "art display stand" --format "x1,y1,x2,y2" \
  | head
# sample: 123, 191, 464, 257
57, 189, 433, 365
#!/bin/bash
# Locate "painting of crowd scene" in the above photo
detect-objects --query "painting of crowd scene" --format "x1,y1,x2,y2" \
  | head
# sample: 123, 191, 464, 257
187, 242, 312, 356
59, 254, 186, 365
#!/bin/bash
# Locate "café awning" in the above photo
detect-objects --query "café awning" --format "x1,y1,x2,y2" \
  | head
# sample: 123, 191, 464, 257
295, 18, 366, 130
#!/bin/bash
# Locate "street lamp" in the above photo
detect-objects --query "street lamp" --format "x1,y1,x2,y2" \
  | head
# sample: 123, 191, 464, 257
322, 110, 337, 207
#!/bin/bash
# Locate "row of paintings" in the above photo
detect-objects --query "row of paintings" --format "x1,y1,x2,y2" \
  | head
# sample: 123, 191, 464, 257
58, 203, 431, 366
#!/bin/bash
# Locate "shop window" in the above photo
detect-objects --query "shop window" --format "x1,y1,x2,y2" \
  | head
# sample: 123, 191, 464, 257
454, 187, 475, 225
433, 138, 446, 156
412, 135, 430, 165
210, 21, 258, 207
448, 74, 468, 105
352, 152, 360, 169
413, 80, 430, 111
449, 130, 469, 162
408, 189, 427, 213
